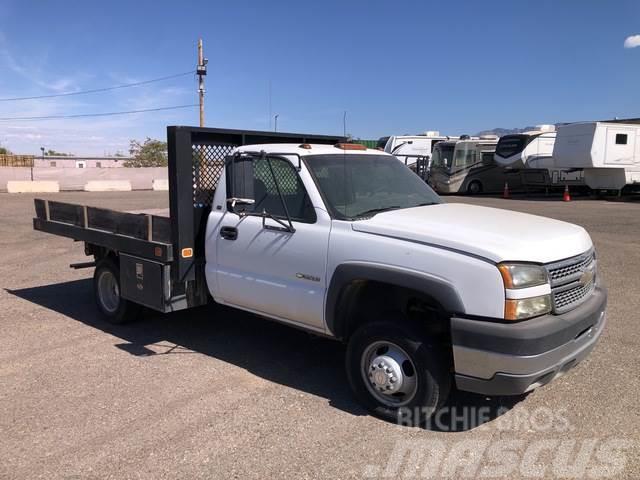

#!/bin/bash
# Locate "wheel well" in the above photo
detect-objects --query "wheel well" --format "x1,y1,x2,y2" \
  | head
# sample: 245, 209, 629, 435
86, 243, 118, 265
334, 280, 451, 342
467, 179, 482, 192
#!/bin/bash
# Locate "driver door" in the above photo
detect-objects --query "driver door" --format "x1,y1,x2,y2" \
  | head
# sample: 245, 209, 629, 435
214, 154, 330, 332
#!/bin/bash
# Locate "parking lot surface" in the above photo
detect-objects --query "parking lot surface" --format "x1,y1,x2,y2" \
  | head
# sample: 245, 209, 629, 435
1, 191, 639, 479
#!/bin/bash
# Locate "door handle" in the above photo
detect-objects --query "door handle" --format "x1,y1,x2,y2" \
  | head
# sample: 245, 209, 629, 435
220, 226, 238, 240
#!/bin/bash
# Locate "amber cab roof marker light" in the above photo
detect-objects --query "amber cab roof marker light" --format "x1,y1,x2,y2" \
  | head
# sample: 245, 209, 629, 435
335, 143, 367, 151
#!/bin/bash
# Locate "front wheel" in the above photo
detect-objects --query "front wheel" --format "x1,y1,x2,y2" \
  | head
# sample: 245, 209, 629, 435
93, 258, 141, 324
345, 320, 450, 425
467, 180, 483, 195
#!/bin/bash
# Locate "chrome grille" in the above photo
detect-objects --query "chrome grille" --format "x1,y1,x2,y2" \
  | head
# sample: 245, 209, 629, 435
545, 249, 596, 314
548, 252, 594, 285
552, 279, 595, 312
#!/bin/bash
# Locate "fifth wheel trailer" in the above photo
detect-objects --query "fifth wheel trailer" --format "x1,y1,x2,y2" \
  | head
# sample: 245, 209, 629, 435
494, 126, 585, 190
552, 119, 640, 190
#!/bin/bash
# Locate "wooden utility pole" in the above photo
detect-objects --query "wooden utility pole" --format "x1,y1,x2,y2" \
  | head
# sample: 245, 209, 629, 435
197, 38, 207, 127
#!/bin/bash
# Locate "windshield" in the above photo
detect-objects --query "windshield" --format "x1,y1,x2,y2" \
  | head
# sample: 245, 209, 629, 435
453, 143, 478, 170
305, 154, 441, 220
430, 145, 454, 169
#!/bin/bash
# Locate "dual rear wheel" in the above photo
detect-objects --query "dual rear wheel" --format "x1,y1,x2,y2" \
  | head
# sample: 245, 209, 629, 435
93, 258, 140, 324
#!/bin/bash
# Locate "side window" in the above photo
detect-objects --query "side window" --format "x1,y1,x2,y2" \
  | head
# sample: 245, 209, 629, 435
227, 156, 316, 223
481, 152, 495, 165
615, 133, 628, 145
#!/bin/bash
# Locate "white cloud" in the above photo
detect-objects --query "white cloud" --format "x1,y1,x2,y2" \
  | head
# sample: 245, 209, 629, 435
624, 34, 640, 49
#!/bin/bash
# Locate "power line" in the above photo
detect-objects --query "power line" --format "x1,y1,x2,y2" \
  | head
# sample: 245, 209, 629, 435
0, 104, 198, 121
0, 70, 196, 102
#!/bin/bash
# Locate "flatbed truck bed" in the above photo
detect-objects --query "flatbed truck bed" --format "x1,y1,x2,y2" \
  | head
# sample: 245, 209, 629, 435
33, 126, 344, 314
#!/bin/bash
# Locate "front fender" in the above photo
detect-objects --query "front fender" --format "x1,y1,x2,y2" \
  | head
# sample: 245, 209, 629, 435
325, 262, 465, 338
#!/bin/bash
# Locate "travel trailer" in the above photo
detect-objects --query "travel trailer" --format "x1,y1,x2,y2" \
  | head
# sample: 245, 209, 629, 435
494, 126, 585, 189
384, 131, 449, 169
494, 126, 556, 169
429, 136, 520, 194
552, 119, 640, 190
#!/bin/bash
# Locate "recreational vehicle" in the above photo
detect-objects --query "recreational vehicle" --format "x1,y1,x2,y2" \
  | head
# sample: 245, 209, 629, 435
429, 136, 520, 194
384, 131, 449, 169
552, 120, 640, 190
494, 126, 585, 189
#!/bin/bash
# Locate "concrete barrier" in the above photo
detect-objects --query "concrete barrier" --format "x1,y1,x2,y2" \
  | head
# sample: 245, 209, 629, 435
84, 180, 132, 192
152, 179, 169, 191
7, 181, 60, 193
0, 167, 167, 191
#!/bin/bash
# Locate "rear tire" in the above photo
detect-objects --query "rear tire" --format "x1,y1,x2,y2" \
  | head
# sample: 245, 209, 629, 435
93, 258, 140, 324
467, 180, 483, 195
346, 319, 450, 425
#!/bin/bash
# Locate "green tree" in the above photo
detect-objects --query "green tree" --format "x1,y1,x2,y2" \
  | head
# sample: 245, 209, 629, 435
45, 149, 71, 156
125, 137, 168, 167
0, 146, 10, 155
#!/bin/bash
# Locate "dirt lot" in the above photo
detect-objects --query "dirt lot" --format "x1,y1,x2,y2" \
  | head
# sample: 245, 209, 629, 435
1, 191, 639, 479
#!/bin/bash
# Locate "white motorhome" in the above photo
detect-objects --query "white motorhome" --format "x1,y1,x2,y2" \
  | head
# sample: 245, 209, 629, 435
494, 126, 585, 188
552, 120, 640, 190
384, 131, 449, 170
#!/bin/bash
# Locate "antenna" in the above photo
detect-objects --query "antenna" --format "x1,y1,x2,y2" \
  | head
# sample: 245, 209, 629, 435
343, 110, 347, 139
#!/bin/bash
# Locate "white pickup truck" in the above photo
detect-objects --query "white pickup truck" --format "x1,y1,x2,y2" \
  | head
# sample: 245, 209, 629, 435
34, 126, 607, 423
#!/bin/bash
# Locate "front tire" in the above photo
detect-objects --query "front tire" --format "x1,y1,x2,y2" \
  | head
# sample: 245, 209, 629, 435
346, 320, 450, 425
467, 180, 483, 195
93, 258, 140, 324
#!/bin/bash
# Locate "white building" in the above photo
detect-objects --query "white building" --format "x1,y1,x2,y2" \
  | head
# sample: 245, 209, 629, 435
33, 156, 130, 168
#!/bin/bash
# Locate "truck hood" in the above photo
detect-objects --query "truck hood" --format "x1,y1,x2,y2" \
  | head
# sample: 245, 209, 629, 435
351, 203, 592, 264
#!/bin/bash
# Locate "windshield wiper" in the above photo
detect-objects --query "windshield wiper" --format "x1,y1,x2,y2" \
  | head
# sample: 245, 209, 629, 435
353, 206, 403, 219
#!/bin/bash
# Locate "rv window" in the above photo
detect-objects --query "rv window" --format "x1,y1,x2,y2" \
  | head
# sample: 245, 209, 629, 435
431, 145, 454, 168
615, 134, 628, 145
453, 145, 477, 169
481, 153, 494, 165
495, 135, 527, 159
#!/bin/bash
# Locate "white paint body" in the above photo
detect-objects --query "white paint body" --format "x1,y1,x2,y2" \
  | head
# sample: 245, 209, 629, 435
201, 144, 594, 335
552, 121, 640, 189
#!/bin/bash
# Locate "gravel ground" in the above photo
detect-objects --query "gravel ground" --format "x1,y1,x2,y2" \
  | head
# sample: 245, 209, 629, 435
1, 191, 638, 479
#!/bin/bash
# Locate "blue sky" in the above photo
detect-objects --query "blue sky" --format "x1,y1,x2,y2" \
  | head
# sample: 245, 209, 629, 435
0, 0, 639, 155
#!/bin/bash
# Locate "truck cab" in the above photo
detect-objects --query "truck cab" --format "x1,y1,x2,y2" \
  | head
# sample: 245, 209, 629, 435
33, 126, 607, 424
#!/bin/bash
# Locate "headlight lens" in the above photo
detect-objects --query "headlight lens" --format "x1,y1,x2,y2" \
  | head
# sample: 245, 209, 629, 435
505, 295, 552, 321
498, 263, 548, 289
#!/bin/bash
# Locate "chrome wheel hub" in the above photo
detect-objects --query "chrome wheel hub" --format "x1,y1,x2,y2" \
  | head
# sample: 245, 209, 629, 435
369, 355, 404, 393
361, 341, 418, 407
98, 270, 120, 314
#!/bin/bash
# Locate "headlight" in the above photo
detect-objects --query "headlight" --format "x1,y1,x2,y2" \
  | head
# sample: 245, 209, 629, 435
498, 263, 548, 289
505, 295, 552, 321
